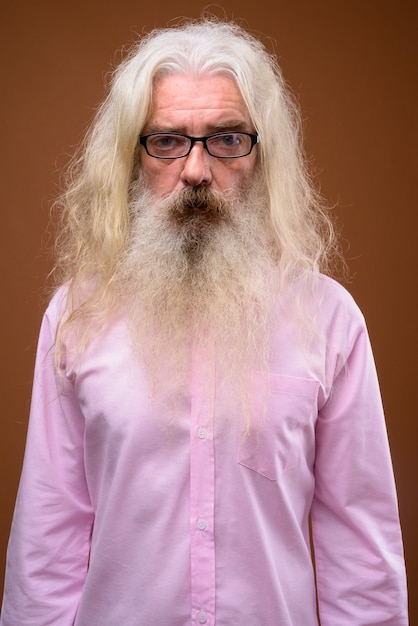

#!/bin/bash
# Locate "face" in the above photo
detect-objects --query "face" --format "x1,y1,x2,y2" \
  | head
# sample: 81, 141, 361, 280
139, 73, 258, 198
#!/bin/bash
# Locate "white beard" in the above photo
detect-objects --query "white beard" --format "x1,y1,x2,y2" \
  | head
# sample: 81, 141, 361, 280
116, 175, 277, 424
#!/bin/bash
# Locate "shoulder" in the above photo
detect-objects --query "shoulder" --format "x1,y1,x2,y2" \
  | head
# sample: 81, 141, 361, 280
315, 274, 363, 318
311, 274, 369, 352
278, 272, 369, 348
44, 284, 70, 325
279, 272, 364, 321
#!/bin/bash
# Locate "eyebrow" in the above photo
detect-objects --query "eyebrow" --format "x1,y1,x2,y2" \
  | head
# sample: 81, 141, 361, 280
207, 120, 251, 132
143, 120, 251, 135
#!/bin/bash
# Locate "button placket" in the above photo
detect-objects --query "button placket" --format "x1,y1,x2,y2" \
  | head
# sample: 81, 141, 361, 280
190, 346, 216, 625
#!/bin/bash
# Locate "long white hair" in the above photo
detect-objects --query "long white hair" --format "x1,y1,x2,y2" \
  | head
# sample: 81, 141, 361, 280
53, 17, 341, 354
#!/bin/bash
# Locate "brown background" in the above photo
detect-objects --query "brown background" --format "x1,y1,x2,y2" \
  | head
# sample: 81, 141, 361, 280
1, 0, 416, 620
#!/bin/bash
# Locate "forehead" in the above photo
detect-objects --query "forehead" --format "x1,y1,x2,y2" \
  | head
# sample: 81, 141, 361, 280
145, 73, 253, 132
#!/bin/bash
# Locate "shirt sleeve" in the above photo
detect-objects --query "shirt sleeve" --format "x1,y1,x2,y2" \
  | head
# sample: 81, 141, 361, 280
311, 312, 408, 625
1, 302, 94, 626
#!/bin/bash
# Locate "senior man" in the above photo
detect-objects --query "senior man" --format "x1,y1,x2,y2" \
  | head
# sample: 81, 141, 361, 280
1, 18, 408, 626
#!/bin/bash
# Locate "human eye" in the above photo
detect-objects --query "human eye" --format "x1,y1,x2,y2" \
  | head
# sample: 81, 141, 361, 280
147, 134, 188, 156
208, 133, 247, 156
216, 133, 241, 147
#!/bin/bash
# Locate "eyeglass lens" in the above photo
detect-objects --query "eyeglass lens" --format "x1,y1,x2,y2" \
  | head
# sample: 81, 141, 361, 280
144, 133, 255, 158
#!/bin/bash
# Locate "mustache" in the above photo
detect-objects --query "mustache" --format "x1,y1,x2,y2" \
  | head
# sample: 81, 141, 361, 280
168, 185, 230, 220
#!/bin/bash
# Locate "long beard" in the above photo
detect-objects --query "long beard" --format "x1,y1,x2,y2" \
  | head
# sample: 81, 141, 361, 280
117, 176, 277, 422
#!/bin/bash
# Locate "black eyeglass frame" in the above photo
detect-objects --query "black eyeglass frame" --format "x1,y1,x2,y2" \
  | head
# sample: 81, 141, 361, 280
138, 131, 259, 159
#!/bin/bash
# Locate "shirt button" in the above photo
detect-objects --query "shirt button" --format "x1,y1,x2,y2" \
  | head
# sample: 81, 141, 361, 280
197, 428, 207, 439
197, 518, 207, 530
197, 612, 207, 624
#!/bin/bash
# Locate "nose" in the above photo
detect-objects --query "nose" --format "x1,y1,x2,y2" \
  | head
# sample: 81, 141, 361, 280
180, 142, 213, 187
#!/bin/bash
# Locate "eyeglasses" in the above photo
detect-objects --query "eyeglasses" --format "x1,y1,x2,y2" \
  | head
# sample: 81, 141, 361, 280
139, 131, 259, 159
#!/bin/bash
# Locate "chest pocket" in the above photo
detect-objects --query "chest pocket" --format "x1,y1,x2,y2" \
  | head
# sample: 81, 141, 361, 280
237, 373, 319, 480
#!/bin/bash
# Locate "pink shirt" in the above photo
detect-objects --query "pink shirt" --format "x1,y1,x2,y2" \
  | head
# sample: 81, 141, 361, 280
1, 275, 408, 625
